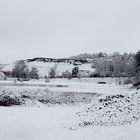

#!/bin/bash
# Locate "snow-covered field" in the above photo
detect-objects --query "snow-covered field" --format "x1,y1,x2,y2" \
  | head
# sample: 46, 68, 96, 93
0, 106, 140, 140
0, 78, 140, 140
0, 78, 133, 95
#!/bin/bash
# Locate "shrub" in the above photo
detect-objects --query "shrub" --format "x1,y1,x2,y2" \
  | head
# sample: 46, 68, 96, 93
133, 82, 140, 87
61, 70, 72, 79
72, 67, 79, 78
0, 95, 21, 106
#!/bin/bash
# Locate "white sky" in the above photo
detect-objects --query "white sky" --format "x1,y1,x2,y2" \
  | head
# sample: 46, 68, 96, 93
0, 0, 140, 63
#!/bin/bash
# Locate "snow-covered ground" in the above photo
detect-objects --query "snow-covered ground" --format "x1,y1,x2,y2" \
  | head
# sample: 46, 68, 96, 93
0, 78, 133, 95
0, 78, 140, 140
0, 106, 140, 140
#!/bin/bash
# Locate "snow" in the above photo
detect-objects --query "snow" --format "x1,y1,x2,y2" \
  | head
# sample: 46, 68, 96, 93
0, 78, 140, 140
0, 106, 140, 140
0, 78, 133, 95
73, 92, 140, 128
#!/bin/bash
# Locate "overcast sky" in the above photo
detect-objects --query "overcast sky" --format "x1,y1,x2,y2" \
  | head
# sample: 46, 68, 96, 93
0, 0, 140, 63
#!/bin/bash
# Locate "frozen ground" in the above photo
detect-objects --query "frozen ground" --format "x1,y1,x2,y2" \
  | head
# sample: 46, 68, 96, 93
0, 78, 140, 140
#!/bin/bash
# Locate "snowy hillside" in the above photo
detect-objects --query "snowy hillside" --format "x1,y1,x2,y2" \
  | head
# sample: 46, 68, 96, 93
2, 58, 94, 77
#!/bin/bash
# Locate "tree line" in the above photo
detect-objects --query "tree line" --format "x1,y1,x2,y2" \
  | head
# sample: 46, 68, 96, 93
11, 60, 39, 80
90, 51, 140, 79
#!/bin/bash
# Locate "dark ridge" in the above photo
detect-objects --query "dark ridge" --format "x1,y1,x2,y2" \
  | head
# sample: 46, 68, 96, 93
26, 57, 89, 64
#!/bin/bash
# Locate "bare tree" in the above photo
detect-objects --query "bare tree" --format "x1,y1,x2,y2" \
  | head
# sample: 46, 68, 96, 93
48, 65, 57, 78
29, 67, 39, 79
12, 60, 29, 78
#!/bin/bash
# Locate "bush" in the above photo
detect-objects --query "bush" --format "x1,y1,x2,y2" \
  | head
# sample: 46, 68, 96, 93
0, 95, 21, 106
72, 67, 79, 78
61, 70, 72, 79
133, 82, 140, 87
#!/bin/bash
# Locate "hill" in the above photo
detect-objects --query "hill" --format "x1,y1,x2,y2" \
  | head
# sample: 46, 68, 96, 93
2, 57, 94, 77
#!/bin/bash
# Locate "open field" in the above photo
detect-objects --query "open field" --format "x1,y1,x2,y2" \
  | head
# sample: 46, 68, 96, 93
0, 78, 133, 106
0, 78, 139, 140
1, 106, 140, 140
0, 77, 133, 94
